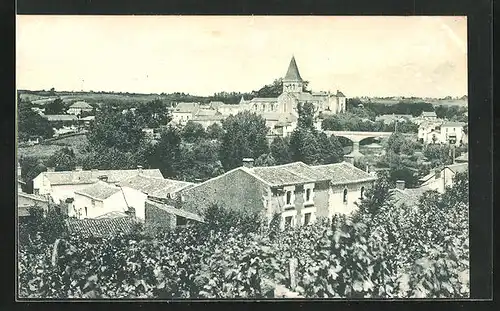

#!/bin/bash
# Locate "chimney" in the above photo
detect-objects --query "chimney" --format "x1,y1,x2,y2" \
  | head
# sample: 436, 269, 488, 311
137, 165, 143, 174
47, 167, 55, 172
395, 180, 405, 191
242, 158, 254, 169
98, 175, 108, 182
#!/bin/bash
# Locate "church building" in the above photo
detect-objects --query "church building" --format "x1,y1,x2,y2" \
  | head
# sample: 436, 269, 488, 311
239, 56, 347, 116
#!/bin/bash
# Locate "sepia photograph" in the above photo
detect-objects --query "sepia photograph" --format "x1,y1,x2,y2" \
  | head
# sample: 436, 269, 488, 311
16, 15, 469, 299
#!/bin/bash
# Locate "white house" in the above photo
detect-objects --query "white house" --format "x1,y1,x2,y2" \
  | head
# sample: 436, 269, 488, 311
420, 111, 438, 120
67, 101, 93, 115
418, 120, 466, 146
171, 102, 200, 126
72, 181, 148, 220
418, 162, 468, 193
33, 166, 164, 204
439, 121, 467, 146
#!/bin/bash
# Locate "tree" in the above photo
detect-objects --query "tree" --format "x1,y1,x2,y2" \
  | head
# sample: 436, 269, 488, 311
270, 137, 292, 165
254, 153, 277, 167
220, 112, 269, 170
135, 99, 172, 128
87, 107, 145, 153
176, 139, 225, 182
181, 121, 206, 143
206, 123, 225, 141
316, 133, 343, 164
46, 147, 76, 171
17, 101, 54, 140
252, 78, 283, 98
385, 132, 406, 154
44, 97, 66, 115
19, 156, 47, 193
289, 128, 321, 164
146, 125, 182, 178
296, 102, 317, 130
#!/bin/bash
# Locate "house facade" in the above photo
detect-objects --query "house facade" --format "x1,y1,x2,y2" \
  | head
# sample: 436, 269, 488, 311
419, 162, 468, 193
418, 120, 466, 146
33, 166, 164, 204
178, 159, 376, 229
72, 181, 147, 220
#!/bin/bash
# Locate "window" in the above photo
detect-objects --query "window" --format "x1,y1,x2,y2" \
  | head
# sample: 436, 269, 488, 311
176, 216, 188, 226
284, 216, 293, 228
304, 213, 311, 225
305, 189, 312, 202
360, 186, 365, 199
34, 189, 39, 195
84, 207, 88, 216
343, 189, 348, 204
286, 191, 292, 205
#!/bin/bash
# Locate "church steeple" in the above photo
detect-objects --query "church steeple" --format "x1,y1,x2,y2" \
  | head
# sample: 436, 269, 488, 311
283, 56, 304, 93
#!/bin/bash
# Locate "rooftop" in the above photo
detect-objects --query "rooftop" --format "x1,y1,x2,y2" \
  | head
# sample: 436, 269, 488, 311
283, 56, 303, 82
65, 216, 138, 238
69, 101, 93, 109
247, 162, 332, 187
74, 181, 121, 201
118, 174, 195, 199
37, 168, 163, 186
389, 186, 434, 208
419, 162, 469, 182
421, 111, 437, 117
310, 162, 377, 185
42, 114, 78, 122
174, 102, 200, 113
441, 121, 466, 127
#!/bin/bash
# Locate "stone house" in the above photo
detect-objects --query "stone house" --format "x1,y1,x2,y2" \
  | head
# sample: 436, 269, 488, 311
33, 166, 163, 204
418, 162, 468, 193
72, 181, 147, 220
178, 159, 376, 230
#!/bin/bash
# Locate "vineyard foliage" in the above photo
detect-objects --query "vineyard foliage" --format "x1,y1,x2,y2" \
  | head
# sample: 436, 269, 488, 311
18, 173, 469, 299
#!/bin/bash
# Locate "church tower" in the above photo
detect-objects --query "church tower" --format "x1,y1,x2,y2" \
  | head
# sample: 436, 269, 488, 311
282, 56, 304, 93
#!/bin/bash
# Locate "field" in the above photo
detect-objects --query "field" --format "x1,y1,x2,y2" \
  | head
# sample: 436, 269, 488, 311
17, 133, 89, 159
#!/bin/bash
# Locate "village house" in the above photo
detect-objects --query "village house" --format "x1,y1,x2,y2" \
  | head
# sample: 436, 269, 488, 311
375, 114, 413, 125
67, 101, 94, 115
388, 180, 434, 210
65, 212, 139, 238
420, 111, 438, 120
418, 120, 466, 146
32, 166, 164, 204
17, 162, 52, 217
117, 174, 195, 202
171, 102, 200, 126
177, 159, 375, 230
72, 180, 147, 220
418, 162, 468, 193
42, 114, 79, 125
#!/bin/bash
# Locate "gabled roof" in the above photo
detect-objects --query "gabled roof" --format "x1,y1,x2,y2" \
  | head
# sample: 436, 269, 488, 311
75, 181, 121, 201
174, 102, 199, 113
336, 90, 346, 97
95, 211, 129, 219
261, 112, 298, 123
310, 162, 377, 185
118, 174, 194, 199
69, 101, 93, 109
208, 101, 225, 109
441, 121, 466, 127
195, 108, 218, 117
36, 168, 163, 186
419, 162, 469, 182
246, 162, 331, 187
283, 56, 303, 82
65, 216, 138, 238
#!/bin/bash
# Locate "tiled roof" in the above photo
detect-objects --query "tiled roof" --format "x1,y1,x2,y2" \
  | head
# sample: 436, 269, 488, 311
75, 181, 121, 201
195, 109, 218, 117
310, 162, 377, 185
419, 162, 468, 182
43, 114, 78, 122
293, 92, 316, 102
262, 112, 298, 124
247, 162, 331, 187
118, 175, 194, 199
283, 56, 303, 81
65, 216, 138, 238
69, 101, 93, 109
389, 186, 433, 208
145, 199, 204, 222
208, 101, 225, 108
174, 102, 199, 113
441, 121, 466, 127
37, 168, 163, 186
95, 211, 130, 219
18, 192, 50, 208
192, 115, 226, 122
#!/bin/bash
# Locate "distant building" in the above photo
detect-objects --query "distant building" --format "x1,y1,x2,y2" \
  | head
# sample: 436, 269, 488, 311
420, 111, 438, 120
67, 101, 93, 115
118, 174, 195, 202
418, 120, 466, 146
389, 180, 434, 209
33, 166, 163, 204
42, 114, 78, 123
375, 114, 413, 125
178, 159, 376, 229
418, 162, 468, 193
171, 102, 200, 126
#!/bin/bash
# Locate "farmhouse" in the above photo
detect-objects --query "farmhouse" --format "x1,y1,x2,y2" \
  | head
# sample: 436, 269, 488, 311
33, 166, 163, 204
418, 162, 468, 193
72, 181, 147, 220
178, 159, 376, 229
67, 101, 93, 115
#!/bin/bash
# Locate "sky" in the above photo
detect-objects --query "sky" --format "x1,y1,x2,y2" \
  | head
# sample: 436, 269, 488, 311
16, 15, 467, 98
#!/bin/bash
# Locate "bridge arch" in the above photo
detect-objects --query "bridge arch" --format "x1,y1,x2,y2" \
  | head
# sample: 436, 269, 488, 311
324, 130, 393, 159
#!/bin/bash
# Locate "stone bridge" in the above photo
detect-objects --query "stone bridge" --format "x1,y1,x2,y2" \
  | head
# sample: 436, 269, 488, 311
324, 130, 394, 159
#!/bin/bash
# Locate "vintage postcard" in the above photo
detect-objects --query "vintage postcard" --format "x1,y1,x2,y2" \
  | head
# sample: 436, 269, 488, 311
16, 15, 469, 299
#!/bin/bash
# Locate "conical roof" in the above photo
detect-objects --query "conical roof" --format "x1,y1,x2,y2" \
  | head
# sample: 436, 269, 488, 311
283, 56, 303, 82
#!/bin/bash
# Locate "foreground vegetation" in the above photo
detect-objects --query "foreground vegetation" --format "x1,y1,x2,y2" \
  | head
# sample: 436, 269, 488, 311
18, 172, 469, 299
